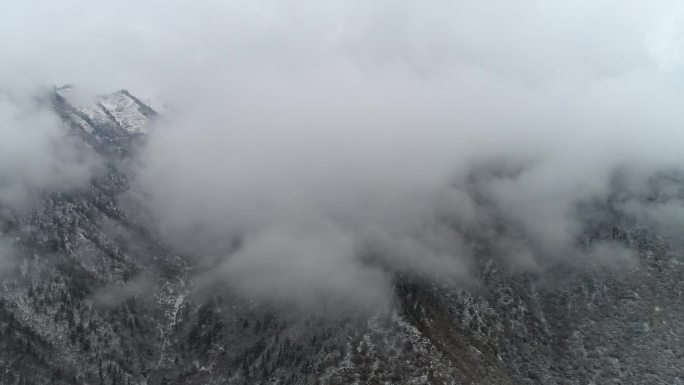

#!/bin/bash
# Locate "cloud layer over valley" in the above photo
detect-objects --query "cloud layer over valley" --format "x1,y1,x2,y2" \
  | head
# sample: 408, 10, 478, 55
3, 0, 684, 310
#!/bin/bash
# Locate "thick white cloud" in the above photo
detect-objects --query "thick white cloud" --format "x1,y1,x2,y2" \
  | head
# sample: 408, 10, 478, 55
0, 93, 100, 208
3, 0, 684, 310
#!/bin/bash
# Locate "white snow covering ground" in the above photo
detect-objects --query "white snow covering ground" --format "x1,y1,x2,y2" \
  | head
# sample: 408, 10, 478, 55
57, 87, 152, 134
98, 92, 150, 134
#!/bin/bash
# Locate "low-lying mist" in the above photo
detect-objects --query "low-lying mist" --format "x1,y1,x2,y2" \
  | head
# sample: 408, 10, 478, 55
3, 0, 684, 311
0, 92, 101, 209
132, 67, 682, 310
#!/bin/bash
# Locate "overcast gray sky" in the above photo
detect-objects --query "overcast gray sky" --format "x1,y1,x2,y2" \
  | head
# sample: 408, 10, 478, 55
2, 0, 684, 311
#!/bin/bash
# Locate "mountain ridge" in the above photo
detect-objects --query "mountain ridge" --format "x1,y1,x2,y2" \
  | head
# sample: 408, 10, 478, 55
0, 88, 680, 384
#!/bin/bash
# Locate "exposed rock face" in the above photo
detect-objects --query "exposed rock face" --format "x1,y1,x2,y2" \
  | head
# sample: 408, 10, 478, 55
0, 89, 681, 385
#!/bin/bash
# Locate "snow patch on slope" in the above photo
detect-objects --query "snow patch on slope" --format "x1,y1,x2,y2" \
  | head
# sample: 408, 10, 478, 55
98, 92, 150, 134
56, 87, 153, 135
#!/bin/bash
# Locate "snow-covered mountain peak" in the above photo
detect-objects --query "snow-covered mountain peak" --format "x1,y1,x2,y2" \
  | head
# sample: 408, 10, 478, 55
55, 87, 156, 136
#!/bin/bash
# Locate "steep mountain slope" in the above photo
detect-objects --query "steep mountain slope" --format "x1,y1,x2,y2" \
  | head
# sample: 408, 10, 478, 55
0, 89, 680, 385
